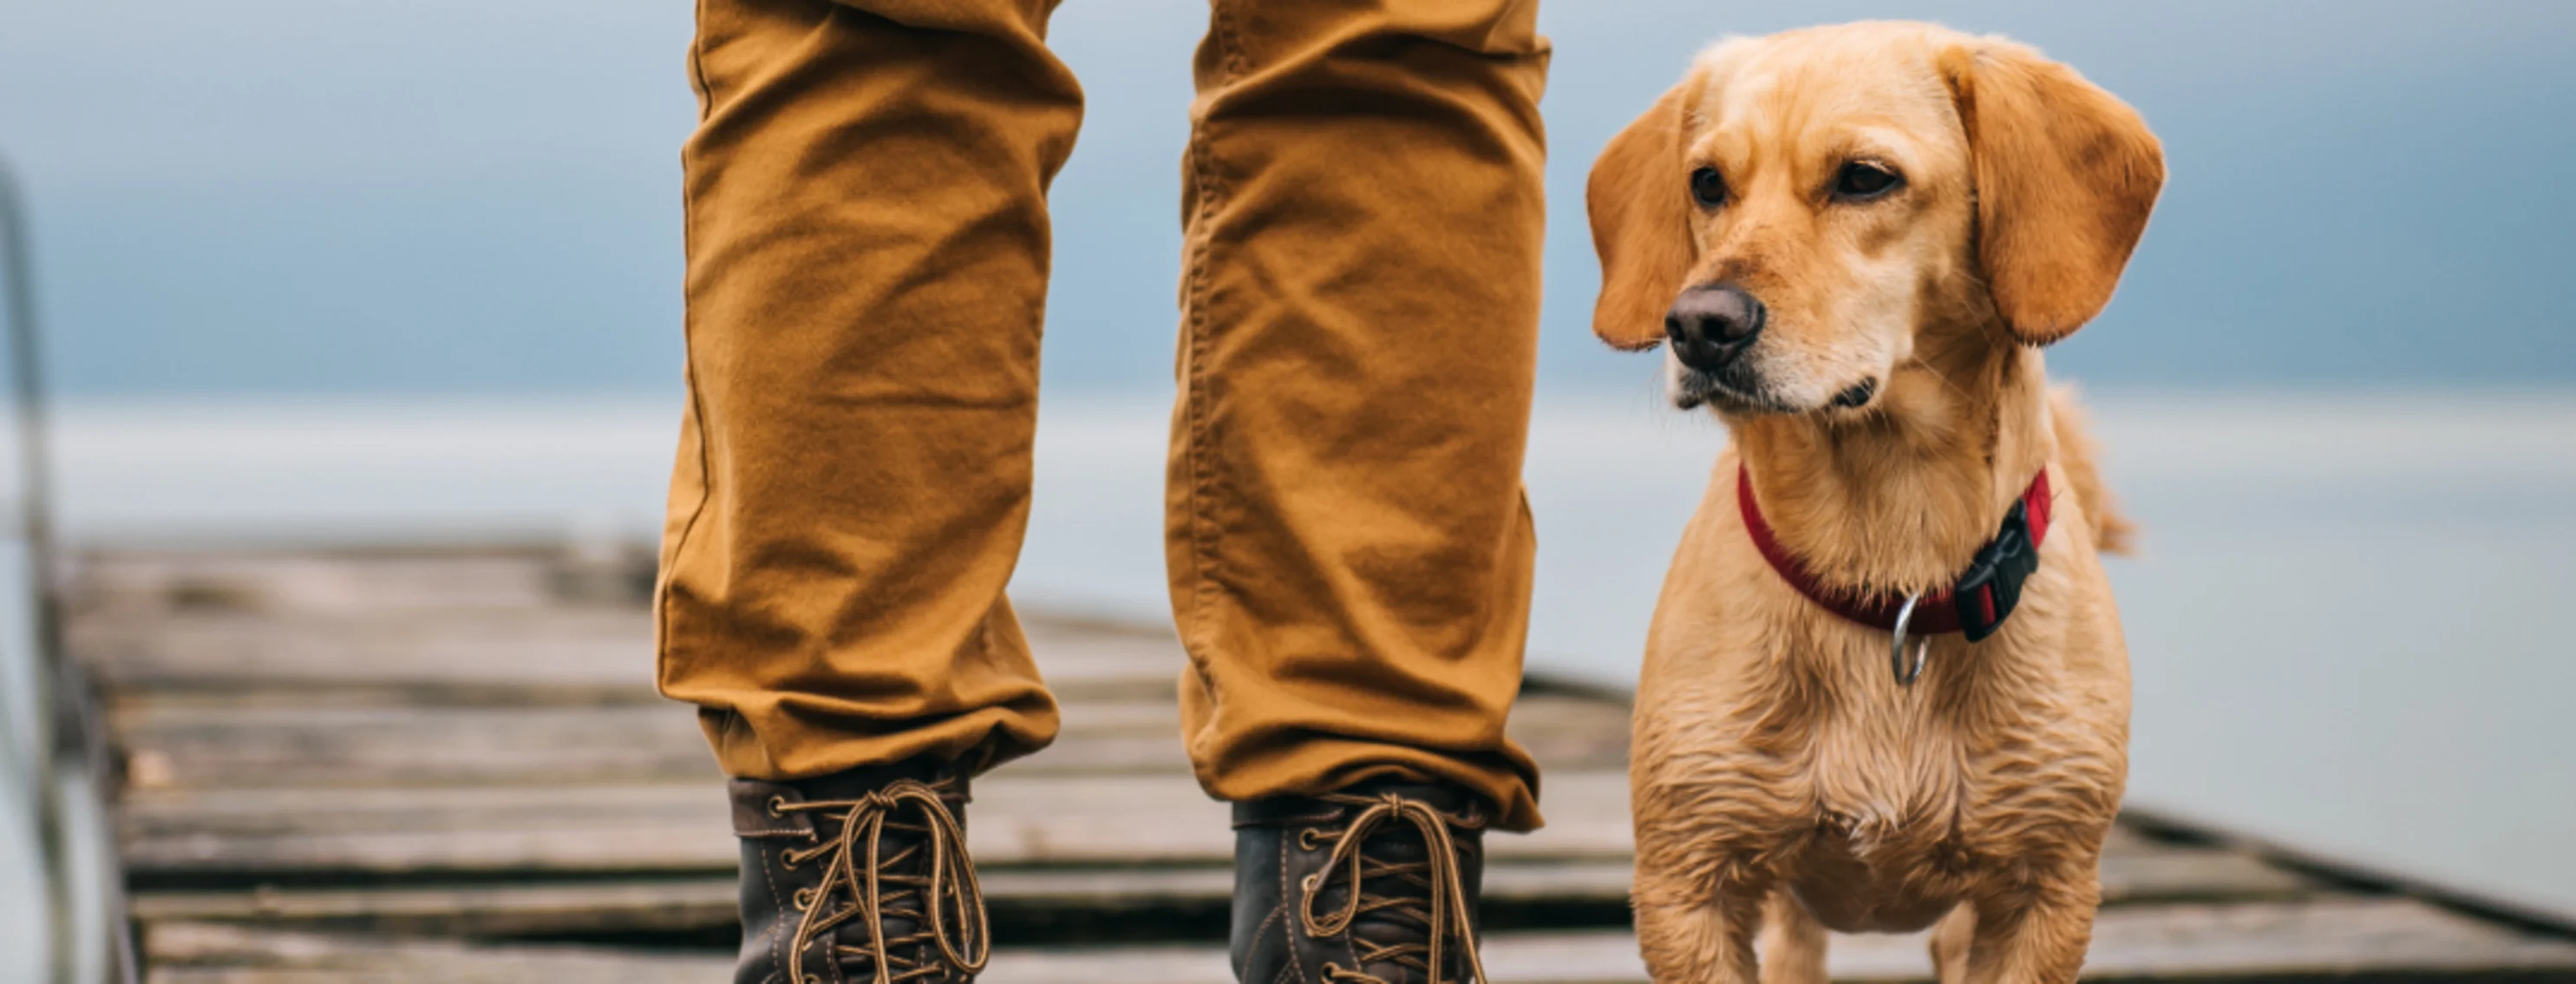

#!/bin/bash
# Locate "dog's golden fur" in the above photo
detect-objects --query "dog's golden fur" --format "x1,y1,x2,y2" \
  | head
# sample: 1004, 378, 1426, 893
1586, 22, 2161, 984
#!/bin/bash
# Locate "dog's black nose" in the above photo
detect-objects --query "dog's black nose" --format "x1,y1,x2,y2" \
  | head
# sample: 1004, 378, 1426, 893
1664, 285, 1766, 372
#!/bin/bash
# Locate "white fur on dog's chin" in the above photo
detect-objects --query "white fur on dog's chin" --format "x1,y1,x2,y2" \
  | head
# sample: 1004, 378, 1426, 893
1664, 344, 1899, 415
1660, 351, 1694, 406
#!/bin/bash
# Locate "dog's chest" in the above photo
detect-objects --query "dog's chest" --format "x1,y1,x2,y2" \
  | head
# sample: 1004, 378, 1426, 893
1800, 698, 1976, 843
1777, 676, 2117, 926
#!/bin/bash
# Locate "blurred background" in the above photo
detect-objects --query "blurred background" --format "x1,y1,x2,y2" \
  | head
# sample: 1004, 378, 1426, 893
2, 0, 2572, 977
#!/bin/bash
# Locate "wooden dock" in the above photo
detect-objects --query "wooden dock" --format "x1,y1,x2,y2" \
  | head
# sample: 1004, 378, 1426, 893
64, 544, 2576, 982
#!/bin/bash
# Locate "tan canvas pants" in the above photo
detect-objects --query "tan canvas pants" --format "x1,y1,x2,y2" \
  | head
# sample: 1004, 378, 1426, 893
657, 0, 1550, 830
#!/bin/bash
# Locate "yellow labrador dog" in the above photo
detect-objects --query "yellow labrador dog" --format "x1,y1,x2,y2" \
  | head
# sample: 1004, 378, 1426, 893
1585, 22, 2161, 984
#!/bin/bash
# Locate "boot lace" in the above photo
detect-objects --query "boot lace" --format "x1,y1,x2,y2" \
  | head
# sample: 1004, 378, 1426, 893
1297, 792, 1488, 984
772, 777, 987, 984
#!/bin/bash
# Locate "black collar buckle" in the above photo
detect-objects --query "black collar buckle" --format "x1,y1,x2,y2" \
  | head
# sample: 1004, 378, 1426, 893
1952, 499, 2038, 643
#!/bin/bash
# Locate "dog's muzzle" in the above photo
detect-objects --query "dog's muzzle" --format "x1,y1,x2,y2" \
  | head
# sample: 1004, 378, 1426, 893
1664, 285, 1765, 373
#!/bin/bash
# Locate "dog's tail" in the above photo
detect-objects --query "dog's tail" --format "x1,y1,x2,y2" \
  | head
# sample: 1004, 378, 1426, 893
2047, 384, 2135, 556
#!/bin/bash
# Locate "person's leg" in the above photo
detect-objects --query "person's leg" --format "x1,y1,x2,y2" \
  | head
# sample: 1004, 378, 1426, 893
1173, 0, 1549, 831
657, 1, 1079, 980
1168, 2, 1549, 981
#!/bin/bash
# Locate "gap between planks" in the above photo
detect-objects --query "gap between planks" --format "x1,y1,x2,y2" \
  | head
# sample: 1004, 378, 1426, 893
127, 849, 2315, 940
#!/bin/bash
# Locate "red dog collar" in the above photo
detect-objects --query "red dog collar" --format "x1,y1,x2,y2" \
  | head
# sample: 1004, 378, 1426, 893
1736, 464, 2054, 642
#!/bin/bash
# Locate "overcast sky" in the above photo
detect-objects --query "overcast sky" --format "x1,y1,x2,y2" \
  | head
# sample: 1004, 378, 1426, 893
3, 1, 2572, 396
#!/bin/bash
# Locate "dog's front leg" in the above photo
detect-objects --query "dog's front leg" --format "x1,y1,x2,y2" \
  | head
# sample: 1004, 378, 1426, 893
1631, 828, 1775, 984
1755, 889, 1828, 984
1954, 873, 2102, 984
1928, 902, 1976, 984
1634, 887, 1768, 984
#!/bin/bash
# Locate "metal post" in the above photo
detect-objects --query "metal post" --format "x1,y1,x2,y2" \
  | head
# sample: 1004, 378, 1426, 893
0, 154, 126, 984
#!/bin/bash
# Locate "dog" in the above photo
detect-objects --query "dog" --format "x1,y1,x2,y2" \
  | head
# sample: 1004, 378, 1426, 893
1585, 22, 2161, 984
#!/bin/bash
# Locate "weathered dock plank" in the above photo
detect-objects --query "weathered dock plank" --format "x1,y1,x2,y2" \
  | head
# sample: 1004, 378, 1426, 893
117, 771, 1641, 877
109, 692, 1631, 790
75, 548, 586, 615
144, 898, 2576, 984
75, 609, 1182, 705
146, 922, 730, 984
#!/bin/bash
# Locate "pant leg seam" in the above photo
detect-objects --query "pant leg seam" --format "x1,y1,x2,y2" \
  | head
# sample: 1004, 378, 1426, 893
658, 0, 724, 704
1176, 0, 1249, 676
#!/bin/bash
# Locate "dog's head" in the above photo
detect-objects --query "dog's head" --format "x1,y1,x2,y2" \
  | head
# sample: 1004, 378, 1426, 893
1588, 22, 2163, 414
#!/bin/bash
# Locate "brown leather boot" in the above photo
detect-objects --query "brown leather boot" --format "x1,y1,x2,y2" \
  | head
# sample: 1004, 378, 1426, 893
1230, 778, 1492, 984
729, 758, 985, 984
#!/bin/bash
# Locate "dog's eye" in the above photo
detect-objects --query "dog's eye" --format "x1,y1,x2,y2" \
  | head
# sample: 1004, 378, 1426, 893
1834, 161, 1902, 200
1689, 167, 1729, 208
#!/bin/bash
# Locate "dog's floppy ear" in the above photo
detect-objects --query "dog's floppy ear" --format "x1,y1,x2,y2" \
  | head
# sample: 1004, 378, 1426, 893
1943, 40, 2163, 345
1587, 85, 1695, 351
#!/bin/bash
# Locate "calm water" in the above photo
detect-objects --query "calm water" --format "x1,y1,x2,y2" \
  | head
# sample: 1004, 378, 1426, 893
12, 390, 2574, 928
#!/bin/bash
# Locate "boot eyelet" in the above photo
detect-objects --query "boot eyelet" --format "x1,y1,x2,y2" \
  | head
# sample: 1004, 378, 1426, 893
767, 795, 788, 817
792, 887, 815, 910
1300, 873, 1317, 892
1297, 829, 1324, 850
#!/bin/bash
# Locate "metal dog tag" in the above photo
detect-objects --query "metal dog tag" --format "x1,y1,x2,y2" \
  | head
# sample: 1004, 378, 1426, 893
1890, 593, 1930, 686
